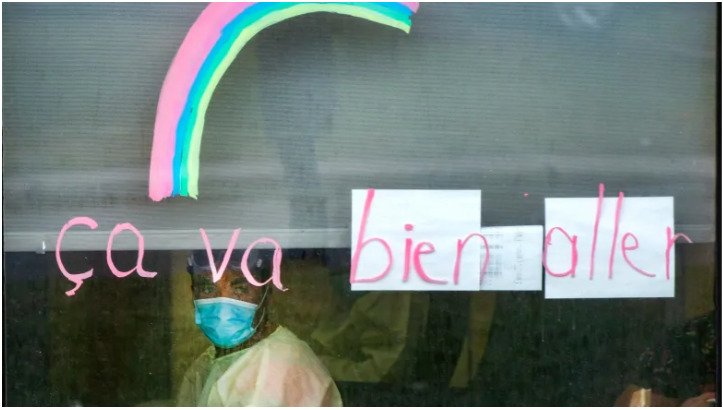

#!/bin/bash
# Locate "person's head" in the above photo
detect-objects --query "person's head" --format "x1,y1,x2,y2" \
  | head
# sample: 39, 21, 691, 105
188, 249, 270, 303
187, 249, 272, 350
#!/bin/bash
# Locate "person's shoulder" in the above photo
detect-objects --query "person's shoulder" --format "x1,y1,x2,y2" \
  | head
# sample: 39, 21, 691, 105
263, 326, 313, 351
186, 345, 216, 370
260, 326, 327, 365
177, 345, 216, 407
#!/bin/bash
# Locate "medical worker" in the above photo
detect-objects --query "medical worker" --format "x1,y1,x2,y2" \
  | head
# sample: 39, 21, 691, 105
176, 249, 343, 407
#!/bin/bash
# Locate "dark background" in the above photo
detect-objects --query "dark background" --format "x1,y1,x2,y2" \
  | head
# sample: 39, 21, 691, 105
4, 243, 714, 406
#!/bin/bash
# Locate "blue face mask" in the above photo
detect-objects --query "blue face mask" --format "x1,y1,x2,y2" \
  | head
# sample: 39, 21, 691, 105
194, 291, 267, 349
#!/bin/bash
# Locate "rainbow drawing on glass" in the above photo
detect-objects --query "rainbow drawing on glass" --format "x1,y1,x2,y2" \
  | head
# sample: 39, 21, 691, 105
148, 2, 420, 201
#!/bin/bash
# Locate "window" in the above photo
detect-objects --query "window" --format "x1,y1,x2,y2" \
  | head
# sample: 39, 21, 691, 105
3, 3, 718, 406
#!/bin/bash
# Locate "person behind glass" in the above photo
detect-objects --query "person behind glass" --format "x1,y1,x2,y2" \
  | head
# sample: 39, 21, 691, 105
177, 249, 343, 407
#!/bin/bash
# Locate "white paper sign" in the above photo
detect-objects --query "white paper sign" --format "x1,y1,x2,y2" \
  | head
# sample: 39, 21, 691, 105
479, 226, 543, 291
350, 189, 482, 291
544, 195, 678, 299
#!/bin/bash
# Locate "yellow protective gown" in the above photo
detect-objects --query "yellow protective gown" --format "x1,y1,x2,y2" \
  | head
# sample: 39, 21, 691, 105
176, 326, 343, 407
